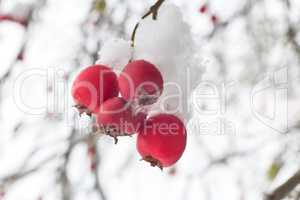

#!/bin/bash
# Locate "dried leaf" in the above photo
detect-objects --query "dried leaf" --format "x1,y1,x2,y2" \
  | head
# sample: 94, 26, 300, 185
94, 0, 106, 13
267, 162, 281, 181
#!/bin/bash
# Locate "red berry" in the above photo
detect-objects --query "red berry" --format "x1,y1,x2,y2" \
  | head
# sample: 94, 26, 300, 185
118, 60, 164, 105
137, 114, 186, 169
211, 15, 218, 24
72, 65, 119, 114
199, 5, 207, 13
90, 162, 97, 171
97, 97, 146, 141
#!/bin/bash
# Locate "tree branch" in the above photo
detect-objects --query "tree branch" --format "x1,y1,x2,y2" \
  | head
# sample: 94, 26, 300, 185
130, 0, 165, 46
0, 0, 47, 86
92, 144, 106, 200
265, 169, 300, 200
205, 0, 259, 39
0, 154, 58, 186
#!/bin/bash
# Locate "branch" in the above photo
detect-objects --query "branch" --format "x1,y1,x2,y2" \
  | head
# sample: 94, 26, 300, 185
130, 0, 165, 46
265, 169, 300, 200
287, 27, 300, 56
92, 144, 106, 200
0, 154, 58, 187
205, 0, 259, 39
0, 0, 47, 85
58, 129, 77, 200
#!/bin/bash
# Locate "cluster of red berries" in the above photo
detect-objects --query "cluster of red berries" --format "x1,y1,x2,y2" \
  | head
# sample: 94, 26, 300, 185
72, 60, 187, 169
199, 4, 218, 24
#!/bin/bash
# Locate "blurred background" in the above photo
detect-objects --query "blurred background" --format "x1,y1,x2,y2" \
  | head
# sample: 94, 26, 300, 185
1, 0, 300, 200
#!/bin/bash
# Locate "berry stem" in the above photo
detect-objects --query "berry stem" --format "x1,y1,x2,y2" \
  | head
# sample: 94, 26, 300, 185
131, 0, 165, 47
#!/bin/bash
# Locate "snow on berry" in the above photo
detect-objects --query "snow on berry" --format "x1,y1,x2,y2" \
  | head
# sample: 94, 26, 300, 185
133, 5, 204, 119
96, 38, 133, 72
134, 5, 194, 80
97, 97, 146, 143
71, 64, 119, 115
137, 114, 187, 169
118, 60, 164, 105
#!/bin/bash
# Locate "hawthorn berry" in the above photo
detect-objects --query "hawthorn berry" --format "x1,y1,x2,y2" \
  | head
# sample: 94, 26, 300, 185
97, 97, 146, 143
211, 15, 218, 24
72, 64, 119, 115
199, 5, 207, 13
137, 114, 186, 169
118, 60, 164, 105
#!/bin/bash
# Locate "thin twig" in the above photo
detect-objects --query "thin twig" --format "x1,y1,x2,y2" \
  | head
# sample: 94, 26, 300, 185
265, 169, 300, 200
205, 0, 258, 39
0, 154, 58, 186
0, 0, 46, 87
131, 0, 165, 46
59, 129, 77, 200
93, 144, 106, 200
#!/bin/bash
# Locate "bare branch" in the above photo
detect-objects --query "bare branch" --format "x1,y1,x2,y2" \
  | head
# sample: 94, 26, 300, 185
205, 0, 260, 39
0, 0, 47, 86
0, 153, 58, 187
265, 169, 300, 200
131, 0, 165, 46
92, 143, 106, 200
58, 129, 77, 200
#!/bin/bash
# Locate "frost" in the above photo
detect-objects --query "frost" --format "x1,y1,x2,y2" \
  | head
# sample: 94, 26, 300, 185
96, 38, 133, 72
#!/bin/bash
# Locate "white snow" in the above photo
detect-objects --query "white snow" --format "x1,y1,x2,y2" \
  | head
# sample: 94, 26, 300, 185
134, 4, 194, 80
133, 4, 204, 120
1, 0, 300, 200
94, 5, 204, 121
96, 38, 133, 72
